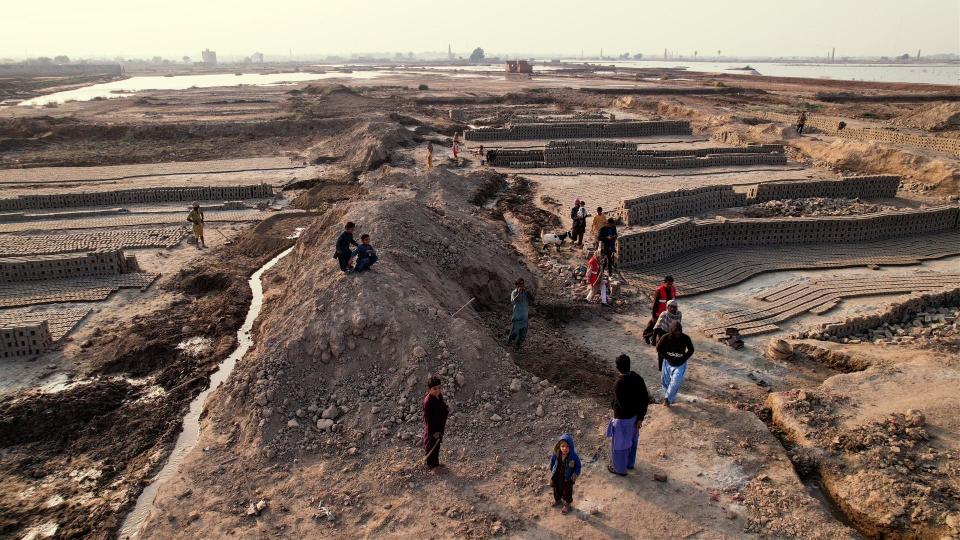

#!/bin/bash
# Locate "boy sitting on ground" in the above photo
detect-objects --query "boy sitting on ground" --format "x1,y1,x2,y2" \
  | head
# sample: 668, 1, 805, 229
353, 234, 378, 273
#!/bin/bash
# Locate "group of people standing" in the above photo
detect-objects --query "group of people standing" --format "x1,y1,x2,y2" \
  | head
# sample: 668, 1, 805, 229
570, 200, 619, 306
421, 340, 695, 514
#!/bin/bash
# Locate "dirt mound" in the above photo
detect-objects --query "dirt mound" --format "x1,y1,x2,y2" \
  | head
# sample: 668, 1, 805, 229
798, 137, 959, 195
767, 358, 960, 538
302, 119, 416, 173
210, 168, 536, 460
891, 102, 960, 131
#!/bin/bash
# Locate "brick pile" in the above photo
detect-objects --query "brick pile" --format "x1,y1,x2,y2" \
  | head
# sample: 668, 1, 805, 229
617, 205, 960, 267
614, 176, 901, 226
465, 120, 692, 142
0, 184, 273, 212
752, 111, 960, 157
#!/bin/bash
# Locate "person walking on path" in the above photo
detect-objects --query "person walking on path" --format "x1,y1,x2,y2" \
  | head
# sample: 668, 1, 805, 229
597, 218, 618, 276
796, 111, 808, 135
657, 321, 695, 406
422, 376, 450, 471
334, 221, 358, 273
508, 278, 534, 351
570, 200, 588, 246
653, 299, 683, 346
548, 433, 582, 515
607, 354, 649, 475
352, 233, 378, 273
427, 141, 434, 169
585, 250, 604, 303
187, 202, 205, 249
590, 207, 606, 248
644, 276, 677, 344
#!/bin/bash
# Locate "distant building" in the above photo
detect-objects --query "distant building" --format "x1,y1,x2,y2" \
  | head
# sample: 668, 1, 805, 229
505, 60, 533, 74
251, 52, 264, 63
201, 49, 217, 65
448, 44, 453, 60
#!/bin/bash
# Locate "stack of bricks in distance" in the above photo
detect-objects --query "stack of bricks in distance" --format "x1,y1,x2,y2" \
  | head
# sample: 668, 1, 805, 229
617, 205, 960, 267
0, 250, 139, 284
0, 184, 273, 212
465, 120, 692, 142
487, 141, 786, 169
615, 176, 901, 225
751, 110, 960, 157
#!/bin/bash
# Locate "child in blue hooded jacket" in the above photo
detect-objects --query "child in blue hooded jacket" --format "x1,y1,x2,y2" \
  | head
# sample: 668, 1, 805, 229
548, 433, 582, 514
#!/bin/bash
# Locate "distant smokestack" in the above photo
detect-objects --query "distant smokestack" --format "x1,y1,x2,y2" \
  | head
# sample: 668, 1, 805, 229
831, 47, 835, 62
916, 49, 921, 60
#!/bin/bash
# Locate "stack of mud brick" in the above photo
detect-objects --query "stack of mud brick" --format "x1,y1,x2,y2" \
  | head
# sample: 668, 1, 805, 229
0, 249, 138, 283
816, 288, 960, 338
487, 149, 546, 167
617, 186, 749, 225
1, 320, 53, 360
0, 184, 274, 212
616, 175, 902, 226
754, 111, 960, 157
616, 205, 960, 267
748, 176, 901, 202
0, 208, 127, 223
464, 120, 692, 142
492, 141, 786, 169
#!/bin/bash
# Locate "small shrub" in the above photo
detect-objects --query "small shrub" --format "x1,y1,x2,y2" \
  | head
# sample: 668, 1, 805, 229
418, 84, 429, 91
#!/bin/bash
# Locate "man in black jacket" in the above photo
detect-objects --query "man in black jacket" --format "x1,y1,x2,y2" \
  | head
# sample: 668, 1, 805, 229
607, 354, 649, 475
334, 222, 358, 273
657, 321, 695, 406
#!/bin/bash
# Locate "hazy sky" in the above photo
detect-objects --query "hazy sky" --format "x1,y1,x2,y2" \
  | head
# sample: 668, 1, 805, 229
3, 0, 958, 60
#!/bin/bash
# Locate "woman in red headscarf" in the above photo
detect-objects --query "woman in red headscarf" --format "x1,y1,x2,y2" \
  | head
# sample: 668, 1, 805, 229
585, 249, 604, 302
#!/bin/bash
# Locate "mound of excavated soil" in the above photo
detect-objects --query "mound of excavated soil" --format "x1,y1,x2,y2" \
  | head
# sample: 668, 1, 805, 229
766, 350, 960, 538
891, 102, 960, 132
302, 119, 417, 173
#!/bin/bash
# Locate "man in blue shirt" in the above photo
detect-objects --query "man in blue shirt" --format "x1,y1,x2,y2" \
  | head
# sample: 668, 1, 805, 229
353, 234, 378, 273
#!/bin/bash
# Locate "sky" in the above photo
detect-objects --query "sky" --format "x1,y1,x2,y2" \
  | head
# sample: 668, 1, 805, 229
2, 0, 958, 60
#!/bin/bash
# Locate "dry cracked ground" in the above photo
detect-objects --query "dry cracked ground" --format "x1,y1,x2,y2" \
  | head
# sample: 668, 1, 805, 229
1, 70, 958, 540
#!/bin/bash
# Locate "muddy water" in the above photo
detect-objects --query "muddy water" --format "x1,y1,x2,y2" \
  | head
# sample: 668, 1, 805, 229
118, 245, 295, 539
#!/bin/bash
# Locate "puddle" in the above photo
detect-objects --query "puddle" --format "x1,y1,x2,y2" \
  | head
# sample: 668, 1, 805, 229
118, 245, 295, 539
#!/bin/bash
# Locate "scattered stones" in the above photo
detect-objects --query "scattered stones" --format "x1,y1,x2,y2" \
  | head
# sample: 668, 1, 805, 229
653, 473, 668, 482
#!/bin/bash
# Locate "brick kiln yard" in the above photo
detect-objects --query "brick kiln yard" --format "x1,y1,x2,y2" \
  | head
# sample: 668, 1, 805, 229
0, 65, 959, 540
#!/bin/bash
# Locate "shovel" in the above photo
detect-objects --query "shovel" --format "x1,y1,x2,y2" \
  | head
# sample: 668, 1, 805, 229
213, 228, 233, 245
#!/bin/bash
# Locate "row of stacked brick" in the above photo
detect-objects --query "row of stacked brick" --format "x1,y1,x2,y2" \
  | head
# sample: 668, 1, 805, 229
615, 176, 901, 226
753, 110, 960, 157
0, 184, 274, 211
747, 175, 901, 202
0, 249, 139, 284
465, 120, 692, 142
616, 186, 749, 225
487, 141, 786, 169
814, 288, 960, 339
616, 205, 960, 267
0, 320, 52, 359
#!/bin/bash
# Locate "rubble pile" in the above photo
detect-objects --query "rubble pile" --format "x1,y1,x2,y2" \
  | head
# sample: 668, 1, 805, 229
806, 305, 959, 351
740, 197, 896, 218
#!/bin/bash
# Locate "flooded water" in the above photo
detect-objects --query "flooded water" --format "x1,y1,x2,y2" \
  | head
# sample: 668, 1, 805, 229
557, 59, 960, 86
118, 244, 295, 539
19, 71, 390, 106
